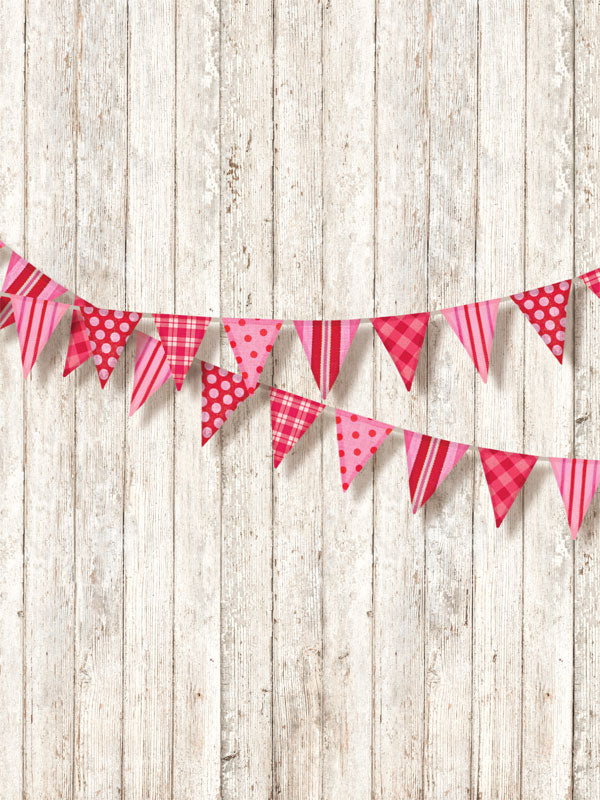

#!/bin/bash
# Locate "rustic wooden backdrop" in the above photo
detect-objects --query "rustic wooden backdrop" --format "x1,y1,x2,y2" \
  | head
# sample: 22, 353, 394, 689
1, 0, 599, 797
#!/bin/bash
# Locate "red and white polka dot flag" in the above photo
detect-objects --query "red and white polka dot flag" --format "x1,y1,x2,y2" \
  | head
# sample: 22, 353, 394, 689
222, 318, 282, 392
201, 361, 251, 445
510, 280, 571, 363
335, 409, 393, 491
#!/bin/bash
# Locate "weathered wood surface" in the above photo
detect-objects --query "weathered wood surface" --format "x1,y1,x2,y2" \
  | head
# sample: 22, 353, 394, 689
0, 1, 599, 798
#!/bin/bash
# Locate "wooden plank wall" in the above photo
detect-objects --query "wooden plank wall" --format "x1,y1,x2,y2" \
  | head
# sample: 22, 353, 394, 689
0, 1, 599, 797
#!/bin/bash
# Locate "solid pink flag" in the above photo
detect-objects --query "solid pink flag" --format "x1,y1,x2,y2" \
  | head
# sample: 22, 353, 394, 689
511, 281, 571, 363
201, 362, 251, 445
441, 299, 500, 382
76, 300, 141, 387
153, 313, 211, 390
294, 319, 360, 399
11, 296, 70, 377
270, 387, 324, 468
335, 409, 393, 491
479, 447, 538, 527
1, 250, 67, 329
371, 312, 429, 391
222, 318, 282, 392
549, 457, 600, 538
404, 429, 469, 513
129, 332, 172, 415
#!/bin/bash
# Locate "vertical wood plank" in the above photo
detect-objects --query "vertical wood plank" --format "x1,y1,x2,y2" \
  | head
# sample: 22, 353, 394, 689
123, 0, 175, 796
522, 1, 574, 797
219, 0, 274, 797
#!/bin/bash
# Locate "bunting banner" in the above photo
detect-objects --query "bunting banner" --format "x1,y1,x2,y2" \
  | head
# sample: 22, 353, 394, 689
479, 447, 538, 527
371, 313, 429, 391
404, 430, 469, 513
11, 295, 69, 377
130, 331, 172, 415
510, 281, 571, 363
441, 299, 500, 382
1, 249, 67, 329
201, 361, 251, 445
223, 317, 282, 391
153, 313, 210, 390
549, 457, 600, 538
76, 301, 141, 387
336, 410, 393, 490
294, 319, 360, 398
270, 387, 325, 467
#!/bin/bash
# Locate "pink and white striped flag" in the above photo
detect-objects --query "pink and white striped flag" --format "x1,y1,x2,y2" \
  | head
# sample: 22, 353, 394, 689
1, 250, 67, 329
336, 410, 393, 491
441, 299, 500, 382
294, 319, 360, 399
129, 332, 172, 415
549, 457, 600, 538
11, 295, 70, 377
403, 429, 470, 512
270, 387, 325, 467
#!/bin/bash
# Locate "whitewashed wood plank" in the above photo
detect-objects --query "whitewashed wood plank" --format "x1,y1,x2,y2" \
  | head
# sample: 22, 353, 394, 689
272, 0, 323, 797
424, 1, 477, 797
219, 1, 274, 797
521, 1, 574, 797
22, 1, 77, 797
172, 0, 221, 797
321, 0, 375, 797
122, 0, 175, 796
372, 0, 428, 797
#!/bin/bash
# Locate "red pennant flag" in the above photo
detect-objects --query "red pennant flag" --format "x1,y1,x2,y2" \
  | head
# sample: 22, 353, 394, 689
63, 302, 93, 377
11, 296, 69, 377
1, 250, 67, 329
579, 268, 600, 301
336, 410, 393, 491
153, 313, 211, 390
222, 318, 282, 392
371, 313, 429, 391
129, 332, 172, 415
510, 281, 571, 363
270, 387, 324, 468
549, 457, 600, 538
76, 301, 141, 387
441, 299, 500, 382
201, 362, 251, 445
294, 319, 360, 399
403, 429, 469, 512
479, 447, 538, 527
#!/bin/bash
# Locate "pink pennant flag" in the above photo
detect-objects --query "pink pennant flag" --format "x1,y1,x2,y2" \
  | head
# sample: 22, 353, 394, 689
511, 280, 571, 363
223, 318, 282, 392
63, 299, 93, 377
479, 447, 538, 527
441, 299, 500, 382
371, 312, 429, 391
1, 250, 67, 329
76, 301, 141, 387
129, 332, 172, 415
270, 387, 324, 468
403, 429, 469, 513
294, 319, 360, 399
336, 409, 393, 491
11, 295, 70, 377
579, 268, 600, 301
201, 362, 251, 445
549, 457, 600, 539
153, 313, 211, 390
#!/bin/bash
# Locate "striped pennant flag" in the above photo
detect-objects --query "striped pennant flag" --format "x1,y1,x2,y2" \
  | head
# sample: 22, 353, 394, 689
511, 281, 571, 363
403, 429, 469, 513
270, 387, 325, 468
63, 300, 93, 376
479, 447, 538, 528
130, 332, 172, 415
1, 249, 67, 329
153, 313, 211, 390
579, 268, 600, 301
11, 295, 70, 377
441, 299, 500, 382
294, 319, 360, 399
223, 318, 282, 392
371, 312, 430, 391
549, 457, 600, 539
201, 362, 251, 445
336, 410, 393, 491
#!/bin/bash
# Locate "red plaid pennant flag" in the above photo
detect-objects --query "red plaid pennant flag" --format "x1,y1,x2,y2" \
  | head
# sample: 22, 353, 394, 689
479, 447, 538, 527
130, 332, 172, 415
550, 457, 600, 538
153, 313, 211, 390
76, 300, 141, 387
511, 281, 571, 363
223, 318, 282, 392
11, 296, 70, 377
371, 312, 429, 391
580, 268, 600, 301
294, 319, 360, 399
201, 362, 251, 445
1, 249, 67, 329
442, 299, 500, 382
270, 387, 325, 467
63, 303, 93, 376
336, 410, 393, 491
403, 429, 469, 512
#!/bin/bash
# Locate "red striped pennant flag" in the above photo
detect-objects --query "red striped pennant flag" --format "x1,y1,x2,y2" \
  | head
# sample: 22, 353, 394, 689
549, 457, 600, 538
294, 319, 360, 399
371, 312, 429, 391
441, 299, 500, 382
11, 295, 70, 377
511, 281, 571, 363
129, 332, 172, 415
403, 429, 469, 512
1, 249, 67, 329
222, 318, 282, 392
579, 268, 600, 301
336, 410, 393, 491
270, 387, 325, 468
479, 447, 538, 527
153, 313, 211, 390
201, 362, 251, 445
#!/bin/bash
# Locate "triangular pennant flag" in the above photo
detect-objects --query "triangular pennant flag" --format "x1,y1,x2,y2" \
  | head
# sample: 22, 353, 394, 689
403, 429, 469, 512
201, 361, 251, 445
222, 318, 282, 392
371, 313, 429, 391
510, 280, 571, 363
76, 301, 141, 387
270, 387, 325, 468
1, 250, 67, 329
63, 301, 93, 377
479, 447, 538, 527
441, 299, 500, 382
549, 457, 600, 538
294, 319, 360, 399
153, 313, 211, 390
336, 409, 393, 491
129, 332, 172, 415
11, 296, 69, 377
579, 268, 600, 301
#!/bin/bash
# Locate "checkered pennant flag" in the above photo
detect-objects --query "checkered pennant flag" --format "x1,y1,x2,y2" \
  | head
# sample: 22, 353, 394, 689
153, 313, 211, 390
371, 312, 430, 391
270, 387, 325, 467
479, 447, 538, 528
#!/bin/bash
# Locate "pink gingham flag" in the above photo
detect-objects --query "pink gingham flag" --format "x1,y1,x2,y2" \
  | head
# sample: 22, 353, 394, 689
270, 387, 325, 467
479, 447, 538, 527
580, 268, 600, 301
153, 313, 211, 390
63, 300, 93, 376
549, 457, 600, 538
371, 313, 429, 391
441, 299, 500, 382
11, 295, 70, 377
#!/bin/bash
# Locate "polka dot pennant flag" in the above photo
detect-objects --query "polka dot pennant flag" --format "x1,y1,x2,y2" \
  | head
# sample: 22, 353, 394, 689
75, 299, 141, 387
201, 361, 251, 445
153, 313, 211, 390
222, 318, 283, 392
1, 249, 67, 330
579, 267, 600, 301
294, 319, 361, 399
371, 313, 430, 391
129, 331, 172, 416
403, 429, 469, 513
270, 387, 325, 468
11, 296, 70, 378
549, 457, 600, 539
479, 447, 538, 528
335, 409, 393, 491
510, 280, 571, 363
441, 299, 500, 382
